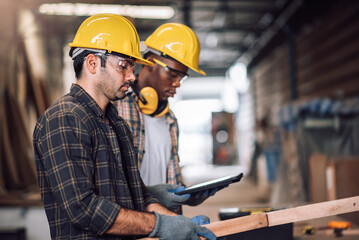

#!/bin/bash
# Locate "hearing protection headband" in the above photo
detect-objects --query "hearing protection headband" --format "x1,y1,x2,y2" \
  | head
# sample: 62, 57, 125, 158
131, 82, 169, 117
131, 82, 148, 105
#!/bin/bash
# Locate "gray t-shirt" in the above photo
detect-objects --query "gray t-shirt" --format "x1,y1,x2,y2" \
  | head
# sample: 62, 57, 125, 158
140, 114, 171, 186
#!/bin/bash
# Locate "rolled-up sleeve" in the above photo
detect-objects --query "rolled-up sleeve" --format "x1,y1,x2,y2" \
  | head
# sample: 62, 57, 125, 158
140, 180, 160, 207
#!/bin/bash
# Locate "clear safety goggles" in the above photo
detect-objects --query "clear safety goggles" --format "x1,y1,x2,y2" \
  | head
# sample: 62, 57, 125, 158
153, 58, 189, 83
96, 53, 137, 73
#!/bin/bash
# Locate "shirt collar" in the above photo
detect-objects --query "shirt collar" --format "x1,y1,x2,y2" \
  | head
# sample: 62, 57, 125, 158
70, 83, 114, 119
166, 109, 176, 124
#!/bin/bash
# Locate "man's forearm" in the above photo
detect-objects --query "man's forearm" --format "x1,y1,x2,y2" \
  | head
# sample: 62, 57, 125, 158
105, 207, 156, 236
146, 203, 178, 216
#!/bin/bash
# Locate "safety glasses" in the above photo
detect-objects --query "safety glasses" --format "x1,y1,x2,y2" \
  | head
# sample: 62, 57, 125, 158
95, 53, 137, 73
109, 55, 137, 73
153, 58, 189, 83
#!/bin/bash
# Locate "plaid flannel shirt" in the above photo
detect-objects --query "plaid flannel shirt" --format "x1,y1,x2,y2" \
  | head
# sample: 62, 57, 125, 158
33, 84, 158, 240
115, 88, 183, 186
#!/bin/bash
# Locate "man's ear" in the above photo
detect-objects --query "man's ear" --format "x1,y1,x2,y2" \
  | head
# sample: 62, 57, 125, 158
85, 54, 98, 74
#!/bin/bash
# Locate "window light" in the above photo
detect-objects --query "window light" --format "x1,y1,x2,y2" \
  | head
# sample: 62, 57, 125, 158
39, 3, 175, 19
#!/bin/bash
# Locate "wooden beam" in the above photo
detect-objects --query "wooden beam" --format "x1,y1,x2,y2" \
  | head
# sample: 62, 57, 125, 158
202, 212, 268, 237
267, 196, 359, 227
140, 196, 359, 239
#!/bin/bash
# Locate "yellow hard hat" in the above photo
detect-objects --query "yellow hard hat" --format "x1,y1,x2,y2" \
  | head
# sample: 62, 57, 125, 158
144, 23, 206, 75
69, 13, 153, 66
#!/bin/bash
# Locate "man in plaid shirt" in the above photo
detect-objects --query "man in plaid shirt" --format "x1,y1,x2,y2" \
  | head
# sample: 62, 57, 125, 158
33, 14, 216, 240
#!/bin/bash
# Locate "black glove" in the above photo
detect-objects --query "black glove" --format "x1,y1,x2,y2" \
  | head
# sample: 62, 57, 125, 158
185, 185, 229, 206
147, 184, 190, 209
149, 212, 217, 240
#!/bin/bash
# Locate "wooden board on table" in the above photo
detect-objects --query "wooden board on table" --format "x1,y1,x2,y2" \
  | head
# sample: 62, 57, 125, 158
140, 196, 359, 239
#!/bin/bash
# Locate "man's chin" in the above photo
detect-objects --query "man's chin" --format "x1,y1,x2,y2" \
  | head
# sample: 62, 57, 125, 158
162, 95, 171, 100
112, 93, 127, 101
118, 94, 127, 100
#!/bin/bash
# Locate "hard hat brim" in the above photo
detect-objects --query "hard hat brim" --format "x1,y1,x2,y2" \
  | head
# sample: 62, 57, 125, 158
136, 57, 155, 66
190, 66, 206, 76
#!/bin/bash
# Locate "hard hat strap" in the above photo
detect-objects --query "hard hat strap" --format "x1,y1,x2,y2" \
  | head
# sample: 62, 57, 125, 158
71, 47, 106, 59
143, 47, 162, 57
143, 47, 181, 65
130, 81, 148, 105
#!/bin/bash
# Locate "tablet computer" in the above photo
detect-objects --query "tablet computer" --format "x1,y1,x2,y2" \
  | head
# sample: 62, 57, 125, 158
175, 172, 243, 195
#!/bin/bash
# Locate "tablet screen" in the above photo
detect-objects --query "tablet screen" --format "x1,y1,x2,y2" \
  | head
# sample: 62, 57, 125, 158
176, 173, 243, 195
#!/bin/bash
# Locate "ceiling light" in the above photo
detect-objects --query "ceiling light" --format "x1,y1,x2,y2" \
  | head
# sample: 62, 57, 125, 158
227, 62, 248, 93
39, 3, 175, 19
205, 32, 218, 48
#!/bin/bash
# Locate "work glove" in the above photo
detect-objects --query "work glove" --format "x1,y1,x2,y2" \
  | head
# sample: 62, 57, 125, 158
147, 184, 190, 209
149, 212, 217, 240
190, 215, 210, 225
184, 185, 229, 206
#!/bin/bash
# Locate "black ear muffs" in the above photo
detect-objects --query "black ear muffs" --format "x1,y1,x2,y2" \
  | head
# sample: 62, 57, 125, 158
131, 83, 169, 117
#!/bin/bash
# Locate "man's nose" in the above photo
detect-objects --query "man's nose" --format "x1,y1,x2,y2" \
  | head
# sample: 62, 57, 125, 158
171, 78, 181, 87
127, 70, 136, 82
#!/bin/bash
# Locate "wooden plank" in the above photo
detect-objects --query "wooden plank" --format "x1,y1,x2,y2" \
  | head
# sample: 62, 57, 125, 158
267, 196, 359, 227
202, 212, 268, 237
140, 196, 359, 239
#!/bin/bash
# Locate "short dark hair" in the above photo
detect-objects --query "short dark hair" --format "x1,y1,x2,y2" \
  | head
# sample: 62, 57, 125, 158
69, 47, 108, 79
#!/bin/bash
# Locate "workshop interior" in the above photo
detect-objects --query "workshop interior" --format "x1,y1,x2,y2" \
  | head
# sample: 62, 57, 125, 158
0, 0, 359, 239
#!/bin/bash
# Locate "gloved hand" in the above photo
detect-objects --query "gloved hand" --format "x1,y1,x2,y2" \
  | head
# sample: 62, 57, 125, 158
190, 215, 210, 225
147, 184, 190, 209
149, 212, 216, 240
185, 185, 229, 206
